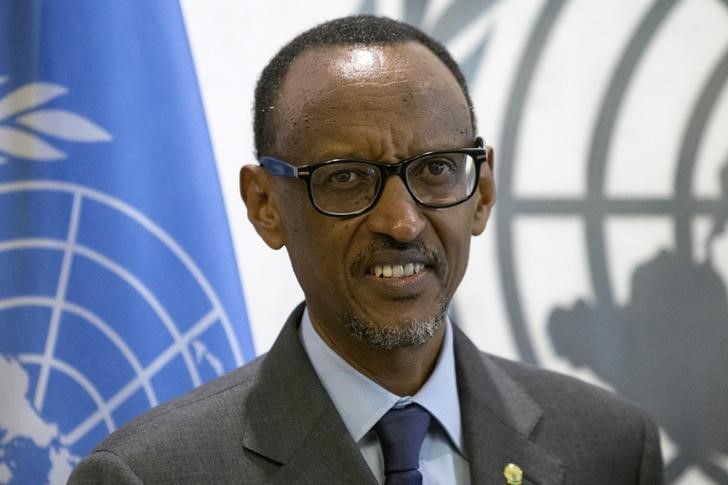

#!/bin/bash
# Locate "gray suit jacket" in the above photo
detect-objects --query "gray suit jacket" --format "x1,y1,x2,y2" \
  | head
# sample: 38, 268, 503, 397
69, 303, 663, 484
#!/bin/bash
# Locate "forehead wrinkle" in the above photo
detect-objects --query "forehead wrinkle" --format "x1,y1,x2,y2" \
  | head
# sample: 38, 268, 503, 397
276, 43, 464, 115
278, 101, 469, 162
339, 77, 410, 89
283, 46, 446, 106
290, 79, 456, 127
294, 77, 426, 111
273, 43, 472, 160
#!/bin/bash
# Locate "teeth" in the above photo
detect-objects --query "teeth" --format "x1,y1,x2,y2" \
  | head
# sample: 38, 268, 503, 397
404, 263, 414, 276
370, 263, 425, 278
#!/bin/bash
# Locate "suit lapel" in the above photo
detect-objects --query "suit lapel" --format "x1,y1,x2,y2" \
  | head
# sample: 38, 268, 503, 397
454, 328, 564, 485
242, 303, 376, 484
242, 305, 563, 484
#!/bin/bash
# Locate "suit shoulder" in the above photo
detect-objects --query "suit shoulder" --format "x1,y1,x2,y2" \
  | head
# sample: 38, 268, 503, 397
95, 354, 265, 455
485, 352, 651, 424
479, 353, 664, 482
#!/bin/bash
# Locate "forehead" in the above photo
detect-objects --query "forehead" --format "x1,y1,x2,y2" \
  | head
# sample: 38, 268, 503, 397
272, 42, 472, 159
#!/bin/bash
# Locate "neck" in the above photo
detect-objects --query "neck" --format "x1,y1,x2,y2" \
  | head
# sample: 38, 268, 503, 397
310, 314, 446, 396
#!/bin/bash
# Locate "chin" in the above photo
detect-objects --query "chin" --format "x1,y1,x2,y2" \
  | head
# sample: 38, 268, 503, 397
340, 304, 448, 350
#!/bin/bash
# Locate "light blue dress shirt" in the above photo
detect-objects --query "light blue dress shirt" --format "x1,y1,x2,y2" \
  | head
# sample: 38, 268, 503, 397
300, 310, 471, 485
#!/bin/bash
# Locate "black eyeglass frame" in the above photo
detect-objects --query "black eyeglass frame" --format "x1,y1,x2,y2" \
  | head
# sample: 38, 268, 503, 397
259, 137, 487, 217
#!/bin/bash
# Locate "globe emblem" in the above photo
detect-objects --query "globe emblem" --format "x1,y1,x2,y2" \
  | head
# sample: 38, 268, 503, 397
500, 143, 728, 484
0, 181, 245, 484
490, 1, 728, 483
356, 0, 728, 482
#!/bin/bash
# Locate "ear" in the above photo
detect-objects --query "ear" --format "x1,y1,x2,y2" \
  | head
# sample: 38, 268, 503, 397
471, 145, 496, 236
240, 165, 285, 249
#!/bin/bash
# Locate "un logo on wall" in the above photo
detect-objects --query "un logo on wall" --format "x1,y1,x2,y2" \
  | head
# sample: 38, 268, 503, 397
493, 2, 728, 483
0, 80, 246, 483
358, 0, 728, 483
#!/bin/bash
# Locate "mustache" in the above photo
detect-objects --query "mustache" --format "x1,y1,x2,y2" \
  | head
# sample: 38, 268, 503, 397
350, 236, 442, 275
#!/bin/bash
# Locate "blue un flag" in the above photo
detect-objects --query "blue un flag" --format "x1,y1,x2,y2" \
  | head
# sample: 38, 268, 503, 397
0, 2, 255, 482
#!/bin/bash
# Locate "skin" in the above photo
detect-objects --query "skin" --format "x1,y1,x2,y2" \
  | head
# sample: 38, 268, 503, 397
241, 41, 495, 396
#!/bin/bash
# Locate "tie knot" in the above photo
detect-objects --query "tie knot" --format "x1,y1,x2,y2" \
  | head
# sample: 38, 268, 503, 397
375, 404, 431, 479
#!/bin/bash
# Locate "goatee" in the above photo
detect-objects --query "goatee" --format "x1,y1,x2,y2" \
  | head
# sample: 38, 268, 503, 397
340, 300, 449, 349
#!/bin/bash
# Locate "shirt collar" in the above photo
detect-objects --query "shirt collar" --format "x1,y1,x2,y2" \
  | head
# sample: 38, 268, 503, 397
299, 308, 464, 453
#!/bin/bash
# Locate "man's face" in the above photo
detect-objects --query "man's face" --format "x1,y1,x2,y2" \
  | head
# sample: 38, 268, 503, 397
261, 42, 493, 348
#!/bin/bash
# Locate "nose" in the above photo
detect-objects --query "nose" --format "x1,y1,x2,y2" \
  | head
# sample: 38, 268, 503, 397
365, 176, 426, 242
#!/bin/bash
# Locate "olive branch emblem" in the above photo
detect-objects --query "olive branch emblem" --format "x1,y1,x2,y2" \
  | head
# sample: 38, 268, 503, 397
0, 76, 111, 164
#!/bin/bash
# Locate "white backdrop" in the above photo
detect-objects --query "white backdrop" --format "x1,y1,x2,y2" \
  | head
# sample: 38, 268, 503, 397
180, 1, 728, 483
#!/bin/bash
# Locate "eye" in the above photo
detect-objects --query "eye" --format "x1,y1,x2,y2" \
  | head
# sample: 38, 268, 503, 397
414, 156, 457, 179
425, 159, 452, 176
330, 169, 359, 184
314, 164, 378, 191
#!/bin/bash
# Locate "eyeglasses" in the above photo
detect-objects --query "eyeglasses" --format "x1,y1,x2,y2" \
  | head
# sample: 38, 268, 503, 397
259, 137, 487, 217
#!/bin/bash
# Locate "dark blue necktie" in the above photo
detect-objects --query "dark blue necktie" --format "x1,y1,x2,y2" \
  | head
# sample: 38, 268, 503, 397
375, 404, 432, 485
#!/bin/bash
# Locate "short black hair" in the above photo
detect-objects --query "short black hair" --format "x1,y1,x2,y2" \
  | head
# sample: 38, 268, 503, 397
253, 15, 476, 157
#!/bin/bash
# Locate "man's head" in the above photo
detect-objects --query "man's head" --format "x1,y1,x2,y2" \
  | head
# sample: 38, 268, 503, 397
241, 16, 495, 354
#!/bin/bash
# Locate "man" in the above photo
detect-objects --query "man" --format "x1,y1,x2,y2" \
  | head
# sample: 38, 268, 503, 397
70, 15, 663, 484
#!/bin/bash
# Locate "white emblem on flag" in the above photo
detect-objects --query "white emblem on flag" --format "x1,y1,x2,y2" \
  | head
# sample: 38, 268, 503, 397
0, 79, 111, 164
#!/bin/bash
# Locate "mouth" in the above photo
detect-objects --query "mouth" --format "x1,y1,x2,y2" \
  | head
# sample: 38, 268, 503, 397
350, 239, 441, 289
368, 262, 426, 278
355, 247, 441, 303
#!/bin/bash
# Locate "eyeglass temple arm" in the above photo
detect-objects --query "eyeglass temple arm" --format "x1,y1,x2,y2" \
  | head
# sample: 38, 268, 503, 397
259, 157, 300, 177
474, 136, 488, 163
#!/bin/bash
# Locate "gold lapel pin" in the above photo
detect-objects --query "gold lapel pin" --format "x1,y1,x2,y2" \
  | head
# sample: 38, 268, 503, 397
503, 463, 523, 485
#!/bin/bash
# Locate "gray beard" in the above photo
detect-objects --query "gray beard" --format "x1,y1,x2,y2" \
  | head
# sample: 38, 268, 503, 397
341, 301, 448, 350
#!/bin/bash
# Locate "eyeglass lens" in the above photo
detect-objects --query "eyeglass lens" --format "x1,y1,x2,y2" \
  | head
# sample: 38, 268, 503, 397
309, 152, 477, 215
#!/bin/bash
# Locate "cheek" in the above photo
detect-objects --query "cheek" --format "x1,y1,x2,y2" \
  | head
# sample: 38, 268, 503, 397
430, 211, 474, 272
448, 229, 472, 267
278, 188, 317, 241
284, 210, 357, 276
